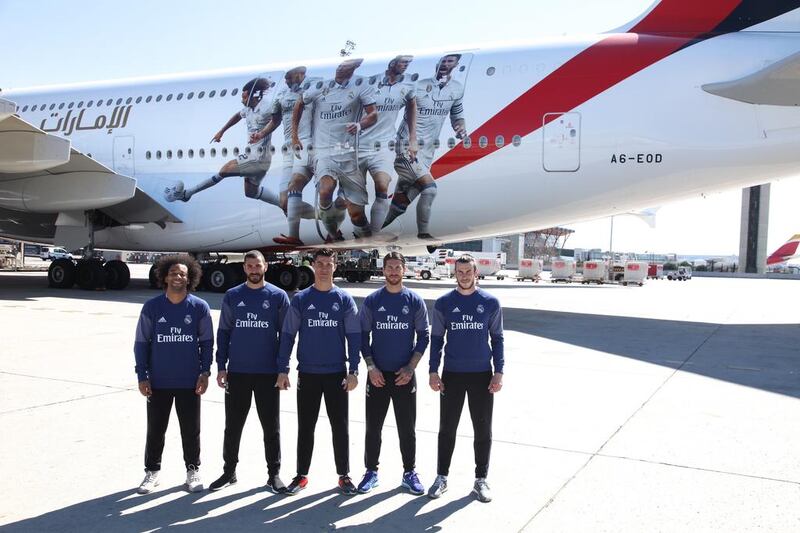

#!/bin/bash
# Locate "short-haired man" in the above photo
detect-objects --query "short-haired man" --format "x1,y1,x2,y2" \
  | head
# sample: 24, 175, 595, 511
209, 250, 290, 493
134, 255, 213, 494
357, 251, 429, 495
277, 249, 361, 494
428, 254, 504, 503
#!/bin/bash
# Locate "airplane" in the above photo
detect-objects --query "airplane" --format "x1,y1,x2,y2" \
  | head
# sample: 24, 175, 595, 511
767, 234, 800, 265
2, 0, 800, 293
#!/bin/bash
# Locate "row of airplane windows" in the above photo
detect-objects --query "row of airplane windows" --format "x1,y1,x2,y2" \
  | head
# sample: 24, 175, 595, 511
143, 135, 524, 161
18, 88, 241, 113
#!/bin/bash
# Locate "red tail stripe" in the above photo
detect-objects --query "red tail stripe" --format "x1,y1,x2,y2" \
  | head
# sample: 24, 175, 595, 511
431, 0, 742, 179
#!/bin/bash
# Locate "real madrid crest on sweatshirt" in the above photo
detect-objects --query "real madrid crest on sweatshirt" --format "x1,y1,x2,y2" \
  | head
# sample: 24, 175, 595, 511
216, 283, 290, 374
278, 285, 360, 374
429, 288, 504, 374
134, 293, 214, 388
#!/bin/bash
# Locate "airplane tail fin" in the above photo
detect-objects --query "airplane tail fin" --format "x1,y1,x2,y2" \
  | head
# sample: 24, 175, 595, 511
610, 0, 800, 35
766, 234, 800, 266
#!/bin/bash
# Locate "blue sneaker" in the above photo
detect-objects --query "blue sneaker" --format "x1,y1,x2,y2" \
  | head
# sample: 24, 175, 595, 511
402, 470, 424, 495
357, 470, 379, 493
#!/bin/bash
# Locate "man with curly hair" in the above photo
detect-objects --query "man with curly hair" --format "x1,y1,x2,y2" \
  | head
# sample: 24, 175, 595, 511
134, 255, 214, 494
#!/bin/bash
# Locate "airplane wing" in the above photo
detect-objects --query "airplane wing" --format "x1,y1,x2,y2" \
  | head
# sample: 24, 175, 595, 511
0, 98, 180, 242
702, 51, 800, 106
767, 234, 800, 265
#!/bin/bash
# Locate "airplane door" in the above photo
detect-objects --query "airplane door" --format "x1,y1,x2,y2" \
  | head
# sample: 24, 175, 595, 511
542, 112, 580, 172
113, 136, 135, 176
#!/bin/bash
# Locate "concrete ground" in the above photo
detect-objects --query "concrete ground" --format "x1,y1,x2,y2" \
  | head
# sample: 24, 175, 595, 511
0, 266, 798, 532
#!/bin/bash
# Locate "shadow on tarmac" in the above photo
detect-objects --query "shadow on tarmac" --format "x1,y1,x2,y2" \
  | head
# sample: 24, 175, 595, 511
0, 484, 473, 532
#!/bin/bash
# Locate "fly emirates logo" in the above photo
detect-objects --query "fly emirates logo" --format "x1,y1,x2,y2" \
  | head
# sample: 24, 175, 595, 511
377, 315, 410, 330
451, 314, 484, 331
157, 326, 195, 343
308, 311, 338, 328
236, 312, 270, 329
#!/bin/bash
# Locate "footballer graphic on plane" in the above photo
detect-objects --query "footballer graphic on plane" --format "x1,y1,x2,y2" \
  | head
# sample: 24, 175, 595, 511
2, 0, 800, 291
767, 234, 800, 266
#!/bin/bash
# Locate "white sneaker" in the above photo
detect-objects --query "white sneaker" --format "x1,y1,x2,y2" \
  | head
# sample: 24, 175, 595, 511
137, 470, 160, 494
164, 181, 188, 202
185, 465, 203, 493
473, 478, 492, 503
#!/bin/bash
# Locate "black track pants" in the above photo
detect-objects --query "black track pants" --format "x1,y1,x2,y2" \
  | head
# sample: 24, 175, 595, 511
222, 372, 281, 475
436, 371, 493, 478
296, 372, 349, 476
145, 388, 200, 471
364, 372, 417, 472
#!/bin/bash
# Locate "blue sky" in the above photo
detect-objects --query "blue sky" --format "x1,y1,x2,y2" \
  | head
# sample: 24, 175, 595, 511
1, 0, 797, 258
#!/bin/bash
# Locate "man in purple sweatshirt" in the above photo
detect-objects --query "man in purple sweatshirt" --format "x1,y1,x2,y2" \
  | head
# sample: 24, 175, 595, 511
427, 254, 504, 503
277, 249, 361, 495
134, 255, 214, 494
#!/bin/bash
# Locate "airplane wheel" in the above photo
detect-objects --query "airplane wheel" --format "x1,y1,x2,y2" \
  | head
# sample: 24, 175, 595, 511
420, 271, 432, 280
297, 265, 314, 290
358, 271, 371, 282
48, 259, 76, 288
104, 260, 130, 290
229, 262, 246, 285
271, 264, 299, 292
205, 263, 236, 293
148, 264, 159, 289
76, 260, 107, 290
346, 272, 358, 283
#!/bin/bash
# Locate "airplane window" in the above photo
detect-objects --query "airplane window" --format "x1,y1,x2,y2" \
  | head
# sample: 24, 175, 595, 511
199, 148, 205, 158
58, 103, 65, 109
22, 105, 29, 112
166, 94, 173, 101
49, 104, 55, 110
68, 102, 74, 109
233, 147, 240, 156
188, 149, 194, 158
463, 137, 472, 149
88, 101, 95, 108
146, 151, 152, 160
187, 92, 194, 100
135, 97, 142, 103
106, 98, 113, 105
512, 135, 521, 146
417, 139, 424, 148
388, 140, 396, 151
210, 148, 216, 157
269, 145, 276, 154
373, 141, 381, 151
411, 73, 419, 81
356, 78, 363, 86
78, 101, 84, 108
486, 67, 496, 76
198, 91, 205, 99
156, 150, 162, 159
146, 96, 152, 103
126, 97, 132, 104
495, 135, 504, 148
459, 65, 466, 72
87, 153, 92, 158
245, 146, 251, 155
478, 136, 488, 148
178, 149, 184, 159
232, 88, 238, 96
433, 139, 440, 149
156, 95, 163, 102
257, 147, 263, 156
221, 147, 228, 157
221, 89, 227, 97
447, 137, 456, 149
166, 150, 173, 159
31, 105, 37, 111
369, 76, 377, 85
209, 90, 216, 98
116, 98, 122, 105
177, 93, 183, 101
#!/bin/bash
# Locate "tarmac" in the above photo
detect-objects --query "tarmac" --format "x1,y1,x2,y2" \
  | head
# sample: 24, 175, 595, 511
0, 265, 798, 532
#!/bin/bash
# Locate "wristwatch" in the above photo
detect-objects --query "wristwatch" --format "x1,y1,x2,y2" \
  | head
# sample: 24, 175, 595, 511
200, 371, 211, 377
366, 364, 376, 372
348, 369, 359, 377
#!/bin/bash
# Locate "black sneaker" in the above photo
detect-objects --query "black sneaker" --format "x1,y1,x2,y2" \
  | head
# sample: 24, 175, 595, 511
209, 470, 237, 491
338, 475, 357, 495
285, 475, 308, 495
266, 474, 287, 494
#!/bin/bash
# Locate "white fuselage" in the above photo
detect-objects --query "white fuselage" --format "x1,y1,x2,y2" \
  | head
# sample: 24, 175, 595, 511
6, 32, 800, 252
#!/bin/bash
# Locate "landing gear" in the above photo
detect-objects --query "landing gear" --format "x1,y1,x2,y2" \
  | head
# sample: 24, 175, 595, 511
75, 259, 107, 290
104, 260, 130, 290
204, 263, 237, 293
297, 265, 315, 290
267, 263, 299, 292
48, 259, 76, 288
